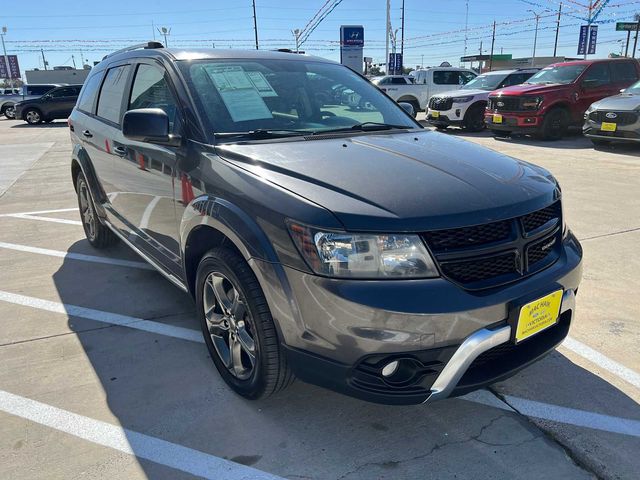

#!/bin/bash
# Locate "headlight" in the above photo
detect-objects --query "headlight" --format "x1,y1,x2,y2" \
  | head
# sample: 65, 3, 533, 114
287, 222, 439, 279
521, 96, 543, 110
452, 95, 474, 103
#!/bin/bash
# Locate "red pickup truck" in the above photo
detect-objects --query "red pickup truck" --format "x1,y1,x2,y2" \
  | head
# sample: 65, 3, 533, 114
485, 59, 640, 140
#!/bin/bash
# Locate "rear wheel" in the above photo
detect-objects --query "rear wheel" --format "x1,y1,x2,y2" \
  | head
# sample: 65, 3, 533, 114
76, 173, 118, 248
463, 103, 486, 132
196, 248, 294, 400
24, 108, 42, 125
537, 108, 569, 140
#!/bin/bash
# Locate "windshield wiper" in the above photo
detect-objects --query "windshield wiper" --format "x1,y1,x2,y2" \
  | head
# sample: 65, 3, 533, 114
313, 122, 412, 134
215, 128, 308, 139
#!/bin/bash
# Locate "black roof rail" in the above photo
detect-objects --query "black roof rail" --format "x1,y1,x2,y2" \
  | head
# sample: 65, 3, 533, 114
102, 41, 164, 61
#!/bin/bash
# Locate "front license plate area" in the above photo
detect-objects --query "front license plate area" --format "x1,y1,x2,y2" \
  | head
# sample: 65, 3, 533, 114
431, 111, 440, 118
601, 122, 617, 132
493, 114, 503, 124
514, 290, 563, 343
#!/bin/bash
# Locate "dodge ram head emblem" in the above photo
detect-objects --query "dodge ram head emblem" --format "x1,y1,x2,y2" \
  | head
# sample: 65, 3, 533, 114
605, 112, 618, 119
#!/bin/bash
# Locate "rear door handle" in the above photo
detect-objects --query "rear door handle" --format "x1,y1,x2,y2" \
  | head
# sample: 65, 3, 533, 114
82, 130, 92, 138
113, 146, 127, 156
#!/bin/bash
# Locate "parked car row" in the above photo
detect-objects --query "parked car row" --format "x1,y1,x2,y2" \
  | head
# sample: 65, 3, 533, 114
0, 84, 82, 123
423, 58, 640, 147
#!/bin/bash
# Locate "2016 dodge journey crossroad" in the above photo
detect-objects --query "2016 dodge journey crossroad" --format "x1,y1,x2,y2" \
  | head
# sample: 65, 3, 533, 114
69, 42, 583, 405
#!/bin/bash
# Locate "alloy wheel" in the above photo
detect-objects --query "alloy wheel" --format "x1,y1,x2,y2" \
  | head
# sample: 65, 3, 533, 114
25, 110, 41, 124
203, 272, 257, 380
5, 105, 15, 119
78, 181, 96, 241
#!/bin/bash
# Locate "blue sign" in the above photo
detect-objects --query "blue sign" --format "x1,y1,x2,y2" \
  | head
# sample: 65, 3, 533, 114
388, 53, 403, 75
588, 25, 598, 55
578, 25, 589, 55
341, 26, 364, 47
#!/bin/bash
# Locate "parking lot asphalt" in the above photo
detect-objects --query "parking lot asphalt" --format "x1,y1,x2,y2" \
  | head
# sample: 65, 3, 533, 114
0, 117, 638, 480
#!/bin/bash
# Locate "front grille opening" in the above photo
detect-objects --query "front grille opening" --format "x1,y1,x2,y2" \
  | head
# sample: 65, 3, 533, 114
522, 202, 560, 233
440, 252, 517, 284
429, 97, 453, 111
589, 111, 637, 126
424, 220, 512, 253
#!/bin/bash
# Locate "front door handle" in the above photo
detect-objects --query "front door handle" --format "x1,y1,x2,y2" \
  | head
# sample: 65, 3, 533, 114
82, 130, 93, 138
113, 146, 127, 156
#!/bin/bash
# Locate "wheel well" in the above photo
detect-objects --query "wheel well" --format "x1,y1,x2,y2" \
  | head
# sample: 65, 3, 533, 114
183, 225, 244, 297
71, 160, 81, 192
463, 101, 487, 117
398, 96, 419, 105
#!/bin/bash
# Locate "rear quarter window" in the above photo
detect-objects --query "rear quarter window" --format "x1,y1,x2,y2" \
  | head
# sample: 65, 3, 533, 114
96, 65, 131, 124
77, 73, 103, 113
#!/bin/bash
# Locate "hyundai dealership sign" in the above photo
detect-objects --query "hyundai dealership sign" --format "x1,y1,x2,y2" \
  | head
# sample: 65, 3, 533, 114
340, 25, 364, 73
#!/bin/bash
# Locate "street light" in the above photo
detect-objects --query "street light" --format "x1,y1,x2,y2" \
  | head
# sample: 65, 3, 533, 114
157, 26, 171, 47
0, 26, 13, 89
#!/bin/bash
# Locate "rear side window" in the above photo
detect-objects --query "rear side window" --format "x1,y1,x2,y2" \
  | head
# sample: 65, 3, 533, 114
129, 63, 179, 131
50, 86, 78, 98
583, 63, 611, 86
390, 77, 407, 84
77, 73, 103, 113
26, 85, 55, 95
434, 71, 474, 85
610, 62, 638, 83
97, 65, 131, 124
503, 72, 534, 87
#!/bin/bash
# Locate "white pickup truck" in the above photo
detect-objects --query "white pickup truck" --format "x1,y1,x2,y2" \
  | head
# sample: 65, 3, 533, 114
372, 67, 477, 113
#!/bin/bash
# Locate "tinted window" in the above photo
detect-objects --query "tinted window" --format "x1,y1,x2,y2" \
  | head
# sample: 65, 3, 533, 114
610, 62, 638, 83
26, 85, 55, 96
97, 65, 131, 124
433, 71, 474, 85
502, 72, 534, 87
583, 63, 611, 86
77, 73, 103, 113
390, 77, 407, 84
129, 64, 178, 130
50, 87, 79, 98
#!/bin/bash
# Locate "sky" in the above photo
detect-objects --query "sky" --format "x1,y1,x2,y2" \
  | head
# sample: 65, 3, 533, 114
2, 0, 640, 74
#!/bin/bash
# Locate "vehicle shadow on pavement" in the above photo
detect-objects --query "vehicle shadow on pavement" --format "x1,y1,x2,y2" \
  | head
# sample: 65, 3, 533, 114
442, 128, 599, 151
52, 240, 638, 480
10, 122, 68, 129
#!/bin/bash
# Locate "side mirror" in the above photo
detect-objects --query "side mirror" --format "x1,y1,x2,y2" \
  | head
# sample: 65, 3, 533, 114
123, 108, 181, 147
620, 88, 626, 93
398, 102, 415, 117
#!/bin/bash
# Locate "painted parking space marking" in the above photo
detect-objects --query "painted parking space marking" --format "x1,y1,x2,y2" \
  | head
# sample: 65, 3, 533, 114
0, 290, 202, 343
0, 241, 153, 270
1, 213, 82, 226
0, 207, 78, 217
563, 336, 640, 390
0, 389, 283, 480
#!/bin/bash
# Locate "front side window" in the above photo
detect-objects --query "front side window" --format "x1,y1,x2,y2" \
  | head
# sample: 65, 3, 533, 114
26, 85, 55, 96
97, 64, 131, 124
179, 59, 417, 138
129, 63, 179, 131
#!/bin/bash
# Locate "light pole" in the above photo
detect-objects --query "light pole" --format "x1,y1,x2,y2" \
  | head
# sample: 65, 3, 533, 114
1, 26, 13, 89
292, 29, 301, 53
528, 10, 543, 67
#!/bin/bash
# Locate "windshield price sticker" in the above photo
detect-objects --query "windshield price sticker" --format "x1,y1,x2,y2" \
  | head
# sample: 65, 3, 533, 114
204, 65, 274, 122
247, 71, 278, 97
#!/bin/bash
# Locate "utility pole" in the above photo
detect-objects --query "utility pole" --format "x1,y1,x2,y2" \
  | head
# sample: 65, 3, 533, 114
0, 27, 12, 88
252, 0, 259, 50
71, 55, 76, 69
41, 48, 48, 71
479, 41, 482, 71
401, 0, 405, 58
385, 0, 390, 74
463, 0, 469, 61
528, 10, 541, 66
625, 30, 631, 57
553, 2, 562, 57
489, 21, 496, 71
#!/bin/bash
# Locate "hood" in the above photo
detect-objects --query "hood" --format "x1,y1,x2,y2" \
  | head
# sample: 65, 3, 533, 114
215, 131, 559, 232
492, 83, 571, 97
434, 88, 490, 99
591, 93, 640, 111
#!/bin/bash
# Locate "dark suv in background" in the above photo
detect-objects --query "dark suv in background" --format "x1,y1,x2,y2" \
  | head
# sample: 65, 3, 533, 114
69, 43, 582, 405
15, 84, 82, 124
486, 58, 640, 140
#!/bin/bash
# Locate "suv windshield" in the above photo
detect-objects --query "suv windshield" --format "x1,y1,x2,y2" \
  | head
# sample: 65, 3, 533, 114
461, 73, 506, 91
525, 64, 586, 85
624, 79, 640, 94
179, 58, 418, 138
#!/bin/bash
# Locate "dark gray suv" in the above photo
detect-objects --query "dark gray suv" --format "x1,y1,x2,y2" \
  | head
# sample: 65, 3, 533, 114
69, 43, 583, 405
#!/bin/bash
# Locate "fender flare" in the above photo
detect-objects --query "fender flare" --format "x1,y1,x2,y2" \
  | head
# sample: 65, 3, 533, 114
71, 144, 109, 219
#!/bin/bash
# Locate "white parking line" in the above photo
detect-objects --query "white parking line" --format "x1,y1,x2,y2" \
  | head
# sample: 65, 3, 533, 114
563, 336, 640, 390
0, 389, 283, 480
503, 395, 640, 438
0, 241, 153, 270
0, 207, 77, 217
2, 213, 82, 226
139, 196, 162, 230
0, 290, 202, 343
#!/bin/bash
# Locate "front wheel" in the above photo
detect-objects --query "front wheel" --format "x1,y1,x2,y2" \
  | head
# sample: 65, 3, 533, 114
537, 108, 569, 140
3, 105, 16, 119
463, 104, 486, 132
196, 248, 294, 399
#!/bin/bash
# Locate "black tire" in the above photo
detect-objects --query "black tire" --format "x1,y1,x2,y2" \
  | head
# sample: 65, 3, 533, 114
407, 100, 420, 118
24, 108, 43, 125
491, 129, 510, 138
590, 138, 610, 147
435, 125, 448, 131
3, 104, 16, 119
196, 248, 294, 400
463, 103, 486, 132
537, 108, 569, 140
76, 173, 118, 248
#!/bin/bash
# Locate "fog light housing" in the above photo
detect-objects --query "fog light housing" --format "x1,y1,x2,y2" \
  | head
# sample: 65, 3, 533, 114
381, 360, 399, 377
455, 109, 461, 117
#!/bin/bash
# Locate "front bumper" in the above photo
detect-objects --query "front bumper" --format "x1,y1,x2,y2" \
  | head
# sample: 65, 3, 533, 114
427, 107, 465, 127
583, 120, 640, 142
485, 111, 541, 132
261, 233, 583, 405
